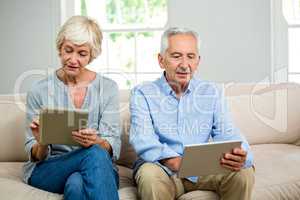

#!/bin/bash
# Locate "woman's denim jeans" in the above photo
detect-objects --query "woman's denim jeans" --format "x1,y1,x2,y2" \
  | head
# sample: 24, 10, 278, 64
29, 145, 119, 200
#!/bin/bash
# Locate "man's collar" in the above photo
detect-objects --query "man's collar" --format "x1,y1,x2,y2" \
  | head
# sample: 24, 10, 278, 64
157, 72, 173, 95
157, 71, 196, 96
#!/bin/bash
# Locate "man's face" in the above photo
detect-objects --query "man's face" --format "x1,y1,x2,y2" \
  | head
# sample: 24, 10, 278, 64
158, 34, 200, 89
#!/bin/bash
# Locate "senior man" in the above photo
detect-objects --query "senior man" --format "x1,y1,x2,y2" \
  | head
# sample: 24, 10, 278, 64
129, 27, 254, 200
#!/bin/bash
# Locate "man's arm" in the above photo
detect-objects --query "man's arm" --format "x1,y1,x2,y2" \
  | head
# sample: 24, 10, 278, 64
159, 157, 182, 172
211, 86, 254, 170
129, 87, 180, 167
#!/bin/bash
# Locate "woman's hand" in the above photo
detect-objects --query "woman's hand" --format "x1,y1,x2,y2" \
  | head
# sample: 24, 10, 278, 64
29, 117, 48, 161
72, 129, 113, 155
30, 117, 41, 143
72, 128, 98, 148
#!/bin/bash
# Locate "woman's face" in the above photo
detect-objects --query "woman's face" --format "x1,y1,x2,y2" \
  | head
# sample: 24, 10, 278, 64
59, 40, 91, 77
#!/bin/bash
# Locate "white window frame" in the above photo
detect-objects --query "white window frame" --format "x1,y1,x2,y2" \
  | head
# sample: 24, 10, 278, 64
61, 0, 168, 89
285, 0, 300, 82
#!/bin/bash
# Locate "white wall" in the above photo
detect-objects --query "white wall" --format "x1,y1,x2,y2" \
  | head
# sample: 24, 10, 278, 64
0, 0, 60, 94
0, 0, 288, 94
168, 0, 288, 83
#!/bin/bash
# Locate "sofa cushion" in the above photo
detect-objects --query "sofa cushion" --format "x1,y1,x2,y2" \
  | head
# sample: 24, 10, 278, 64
178, 191, 218, 200
116, 92, 137, 168
227, 83, 300, 145
0, 178, 62, 200
0, 162, 62, 200
0, 163, 138, 200
0, 95, 27, 162
118, 165, 135, 188
251, 144, 300, 199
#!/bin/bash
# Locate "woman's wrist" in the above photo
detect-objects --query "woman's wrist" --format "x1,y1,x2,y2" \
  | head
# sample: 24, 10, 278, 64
97, 138, 112, 156
31, 143, 48, 161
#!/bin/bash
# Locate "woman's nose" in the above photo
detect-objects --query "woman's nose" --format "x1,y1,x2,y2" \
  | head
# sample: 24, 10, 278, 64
69, 53, 78, 64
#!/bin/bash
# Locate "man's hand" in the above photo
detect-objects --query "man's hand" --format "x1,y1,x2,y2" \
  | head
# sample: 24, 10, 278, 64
159, 156, 182, 172
221, 147, 247, 171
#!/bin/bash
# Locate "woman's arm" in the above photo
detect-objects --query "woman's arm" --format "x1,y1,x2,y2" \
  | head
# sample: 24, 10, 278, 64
25, 90, 49, 162
31, 143, 48, 161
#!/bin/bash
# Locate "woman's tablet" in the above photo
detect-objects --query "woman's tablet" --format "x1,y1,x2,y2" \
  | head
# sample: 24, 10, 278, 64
39, 108, 89, 146
178, 140, 242, 177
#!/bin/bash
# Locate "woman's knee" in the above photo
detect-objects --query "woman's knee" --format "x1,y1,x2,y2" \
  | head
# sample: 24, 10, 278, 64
64, 172, 84, 198
85, 145, 111, 163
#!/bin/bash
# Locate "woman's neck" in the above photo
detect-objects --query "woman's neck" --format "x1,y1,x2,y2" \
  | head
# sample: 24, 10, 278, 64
56, 68, 95, 87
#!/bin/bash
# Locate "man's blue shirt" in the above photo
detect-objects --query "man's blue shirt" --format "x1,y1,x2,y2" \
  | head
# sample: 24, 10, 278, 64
129, 74, 253, 178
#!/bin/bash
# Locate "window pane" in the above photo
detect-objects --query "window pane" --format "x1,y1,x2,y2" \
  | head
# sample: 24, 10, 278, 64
107, 32, 135, 73
136, 31, 163, 73
288, 28, 300, 73
102, 72, 135, 90
136, 73, 161, 84
78, 0, 167, 29
289, 74, 300, 83
87, 33, 109, 72
87, 32, 136, 73
283, 0, 300, 24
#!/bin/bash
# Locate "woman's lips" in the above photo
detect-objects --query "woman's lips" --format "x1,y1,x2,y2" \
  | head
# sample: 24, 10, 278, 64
67, 65, 78, 71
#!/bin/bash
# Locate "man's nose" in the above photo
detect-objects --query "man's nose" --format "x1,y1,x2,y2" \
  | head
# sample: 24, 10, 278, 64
180, 56, 190, 67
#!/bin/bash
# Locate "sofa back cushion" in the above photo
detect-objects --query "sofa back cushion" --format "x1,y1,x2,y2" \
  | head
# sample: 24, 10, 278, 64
2, 84, 300, 164
0, 94, 27, 162
116, 84, 300, 168
116, 90, 137, 168
226, 83, 300, 145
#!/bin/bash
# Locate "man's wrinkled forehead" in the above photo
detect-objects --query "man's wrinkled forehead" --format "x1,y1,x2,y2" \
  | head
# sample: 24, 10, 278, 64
166, 34, 199, 54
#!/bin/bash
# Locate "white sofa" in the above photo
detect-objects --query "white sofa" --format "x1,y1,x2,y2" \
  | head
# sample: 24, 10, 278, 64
0, 83, 300, 200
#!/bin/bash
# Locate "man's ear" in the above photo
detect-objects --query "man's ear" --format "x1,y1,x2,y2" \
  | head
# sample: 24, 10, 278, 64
158, 53, 165, 69
197, 55, 201, 65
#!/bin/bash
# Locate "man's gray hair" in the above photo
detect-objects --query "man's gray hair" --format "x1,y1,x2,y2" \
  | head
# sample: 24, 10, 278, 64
160, 27, 201, 55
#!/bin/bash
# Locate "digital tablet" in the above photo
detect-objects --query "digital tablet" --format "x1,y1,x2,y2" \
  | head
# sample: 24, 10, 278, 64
178, 140, 242, 178
39, 108, 89, 146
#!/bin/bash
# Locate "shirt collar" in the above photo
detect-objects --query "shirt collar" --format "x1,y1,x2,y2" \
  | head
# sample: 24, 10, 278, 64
157, 71, 197, 96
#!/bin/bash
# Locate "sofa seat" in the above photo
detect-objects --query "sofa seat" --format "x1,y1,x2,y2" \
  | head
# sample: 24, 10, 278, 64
2, 144, 298, 200
251, 144, 300, 200
179, 144, 300, 200
0, 162, 62, 200
0, 163, 138, 200
1, 84, 300, 199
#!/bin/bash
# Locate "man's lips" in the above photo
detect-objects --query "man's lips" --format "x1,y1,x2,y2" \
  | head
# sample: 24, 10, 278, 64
176, 72, 189, 75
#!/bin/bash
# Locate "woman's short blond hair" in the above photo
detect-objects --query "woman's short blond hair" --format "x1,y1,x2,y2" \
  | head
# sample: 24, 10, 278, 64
56, 15, 103, 62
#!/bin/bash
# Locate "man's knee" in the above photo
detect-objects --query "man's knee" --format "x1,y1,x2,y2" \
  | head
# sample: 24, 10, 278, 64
135, 163, 176, 200
136, 163, 170, 183
227, 167, 255, 189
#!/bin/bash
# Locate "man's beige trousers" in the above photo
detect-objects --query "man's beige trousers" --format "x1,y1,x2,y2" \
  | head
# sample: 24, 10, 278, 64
135, 163, 255, 200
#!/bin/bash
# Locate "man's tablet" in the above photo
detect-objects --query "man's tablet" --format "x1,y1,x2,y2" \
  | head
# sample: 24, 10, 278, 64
178, 140, 242, 178
39, 108, 89, 146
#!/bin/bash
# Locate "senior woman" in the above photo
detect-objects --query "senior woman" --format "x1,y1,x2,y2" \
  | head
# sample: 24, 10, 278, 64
22, 16, 120, 200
